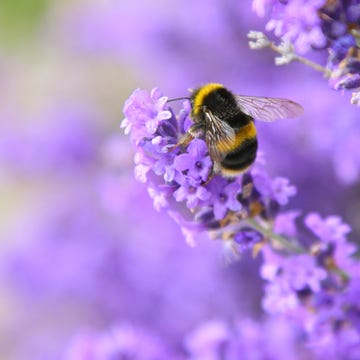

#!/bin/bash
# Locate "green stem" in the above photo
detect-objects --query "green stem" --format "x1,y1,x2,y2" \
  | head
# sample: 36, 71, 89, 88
245, 218, 307, 254
332, 266, 350, 284
269, 43, 332, 77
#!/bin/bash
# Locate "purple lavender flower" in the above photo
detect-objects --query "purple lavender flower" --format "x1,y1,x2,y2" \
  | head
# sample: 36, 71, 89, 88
184, 317, 308, 359
271, 177, 297, 205
173, 139, 212, 182
173, 174, 211, 209
121, 87, 360, 359
184, 320, 230, 359
253, 0, 327, 54
205, 177, 242, 220
274, 210, 301, 237
259, 211, 360, 359
251, 0, 360, 105
63, 323, 171, 360
121, 87, 299, 254
121, 88, 173, 145
249, 1, 360, 188
234, 227, 263, 251
335, 74, 360, 90
305, 212, 351, 245
261, 246, 327, 312
63, 317, 311, 360
317, 1, 360, 99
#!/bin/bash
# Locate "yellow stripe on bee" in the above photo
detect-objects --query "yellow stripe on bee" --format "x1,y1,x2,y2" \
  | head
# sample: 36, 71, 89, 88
193, 83, 224, 116
216, 121, 257, 152
220, 165, 251, 177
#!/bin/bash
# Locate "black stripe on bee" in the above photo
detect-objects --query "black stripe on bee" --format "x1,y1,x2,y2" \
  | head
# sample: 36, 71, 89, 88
221, 137, 258, 172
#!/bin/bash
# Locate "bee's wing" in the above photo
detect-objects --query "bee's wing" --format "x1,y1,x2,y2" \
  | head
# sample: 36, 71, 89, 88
204, 109, 236, 163
235, 95, 303, 122
206, 140, 224, 164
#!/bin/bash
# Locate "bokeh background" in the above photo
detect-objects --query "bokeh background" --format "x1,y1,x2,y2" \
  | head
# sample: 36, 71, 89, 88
1, 0, 359, 358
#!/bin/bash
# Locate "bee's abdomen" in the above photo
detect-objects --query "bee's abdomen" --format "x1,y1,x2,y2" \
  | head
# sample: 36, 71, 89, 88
220, 137, 258, 175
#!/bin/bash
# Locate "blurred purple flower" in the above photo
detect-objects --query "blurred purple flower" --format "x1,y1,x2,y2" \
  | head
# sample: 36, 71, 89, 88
262, 249, 327, 304
184, 320, 230, 359
305, 212, 351, 244
64, 316, 309, 360
0, 105, 101, 176
253, 0, 327, 54
2, 196, 124, 307
271, 176, 297, 205
260, 212, 360, 359
64, 323, 171, 360
184, 317, 308, 359
274, 210, 301, 237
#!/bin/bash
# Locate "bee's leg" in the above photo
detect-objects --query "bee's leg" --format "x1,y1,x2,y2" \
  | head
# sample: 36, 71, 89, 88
202, 163, 216, 185
168, 123, 204, 152
168, 132, 194, 152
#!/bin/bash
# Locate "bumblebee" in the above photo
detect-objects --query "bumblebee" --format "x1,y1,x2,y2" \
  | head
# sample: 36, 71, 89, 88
172, 83, 303, 177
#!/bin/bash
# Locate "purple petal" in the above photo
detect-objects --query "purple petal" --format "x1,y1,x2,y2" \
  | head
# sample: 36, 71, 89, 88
174, 154, 194, 171
213, 202, 227, 220
196, 186, 211, 201
173, 185, 187, 202
187, 139, 208, 158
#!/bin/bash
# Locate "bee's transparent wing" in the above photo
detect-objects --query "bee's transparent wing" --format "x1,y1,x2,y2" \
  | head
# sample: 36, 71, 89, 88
206, 139, 224, 164
204, 109, 235, 162
235, 95, 303, 122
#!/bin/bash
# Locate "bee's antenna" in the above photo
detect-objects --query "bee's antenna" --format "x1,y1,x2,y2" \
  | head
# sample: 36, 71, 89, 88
167, 97, 191, 103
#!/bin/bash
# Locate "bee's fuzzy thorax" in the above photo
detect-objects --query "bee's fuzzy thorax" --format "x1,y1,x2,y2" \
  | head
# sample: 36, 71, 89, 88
191, 83, 225, 116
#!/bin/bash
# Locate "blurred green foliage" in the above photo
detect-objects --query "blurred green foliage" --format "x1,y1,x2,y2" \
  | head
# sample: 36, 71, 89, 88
0, 0, 51, 47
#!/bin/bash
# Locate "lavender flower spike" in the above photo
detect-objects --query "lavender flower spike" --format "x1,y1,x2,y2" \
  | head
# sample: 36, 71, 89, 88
121, 87, 299, 253
122, 87, 360, 358
252, 0, 327, 54
251, 0, 360, 104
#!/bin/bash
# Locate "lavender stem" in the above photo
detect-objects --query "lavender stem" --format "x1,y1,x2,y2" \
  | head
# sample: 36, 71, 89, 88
245, 218, 306, 254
